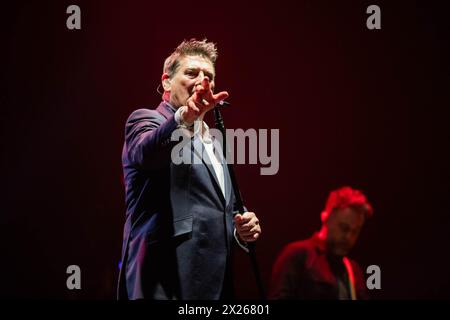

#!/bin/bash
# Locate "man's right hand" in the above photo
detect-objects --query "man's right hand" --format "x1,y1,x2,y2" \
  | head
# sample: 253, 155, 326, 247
180, 77, 229, 126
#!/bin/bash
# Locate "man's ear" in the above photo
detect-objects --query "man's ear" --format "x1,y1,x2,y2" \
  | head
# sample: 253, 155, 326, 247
161, 74, 171, 91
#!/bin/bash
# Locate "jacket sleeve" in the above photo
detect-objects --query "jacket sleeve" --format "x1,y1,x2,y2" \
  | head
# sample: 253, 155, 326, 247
124, 108, 179, 170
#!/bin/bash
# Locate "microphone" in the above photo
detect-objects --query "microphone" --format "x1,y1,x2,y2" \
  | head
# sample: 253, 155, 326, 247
217, 100, 230, 108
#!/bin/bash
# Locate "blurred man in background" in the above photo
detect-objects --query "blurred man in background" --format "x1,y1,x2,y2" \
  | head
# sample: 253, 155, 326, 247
270, 186, 373, 299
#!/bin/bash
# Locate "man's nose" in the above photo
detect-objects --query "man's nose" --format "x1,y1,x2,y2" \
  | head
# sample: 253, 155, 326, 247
197, 71, 209, 82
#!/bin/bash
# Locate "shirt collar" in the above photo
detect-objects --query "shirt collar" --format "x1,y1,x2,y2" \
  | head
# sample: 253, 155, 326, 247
194, 121, 212, 144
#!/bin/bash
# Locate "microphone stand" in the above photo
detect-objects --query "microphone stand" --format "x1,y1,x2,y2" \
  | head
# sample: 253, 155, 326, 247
214, 101, 266, 300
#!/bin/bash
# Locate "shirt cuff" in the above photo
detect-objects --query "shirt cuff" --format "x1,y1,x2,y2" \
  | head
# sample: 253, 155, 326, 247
174, 107, 183, 124
234, 228, 249, 253
175, 107, 194, 128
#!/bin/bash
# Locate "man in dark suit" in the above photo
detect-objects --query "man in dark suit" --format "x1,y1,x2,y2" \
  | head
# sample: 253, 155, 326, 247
117, 39, 261, 300
270, 186, 372, 300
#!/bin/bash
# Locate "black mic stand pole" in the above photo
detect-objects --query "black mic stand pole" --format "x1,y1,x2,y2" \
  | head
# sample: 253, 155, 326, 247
214, 101, 266, 300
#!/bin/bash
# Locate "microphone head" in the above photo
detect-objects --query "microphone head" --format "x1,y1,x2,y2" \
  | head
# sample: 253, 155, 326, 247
217, 100, 230, 108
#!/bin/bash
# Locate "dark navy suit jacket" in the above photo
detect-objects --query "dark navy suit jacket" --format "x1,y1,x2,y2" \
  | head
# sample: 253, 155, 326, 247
118, 101, 240, 300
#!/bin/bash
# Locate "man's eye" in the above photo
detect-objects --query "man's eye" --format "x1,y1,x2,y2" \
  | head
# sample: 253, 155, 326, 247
186, 71, 197, 77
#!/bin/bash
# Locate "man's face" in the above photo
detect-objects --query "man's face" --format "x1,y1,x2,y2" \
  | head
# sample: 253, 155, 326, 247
165, 55, 215, 108
325, 207, 365, 256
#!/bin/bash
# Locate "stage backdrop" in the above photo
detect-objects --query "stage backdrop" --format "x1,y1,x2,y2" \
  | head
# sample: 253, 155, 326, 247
1, 0, 449, 299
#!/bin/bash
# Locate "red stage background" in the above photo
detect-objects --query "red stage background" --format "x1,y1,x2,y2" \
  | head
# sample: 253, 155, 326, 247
1, 0, 449, 299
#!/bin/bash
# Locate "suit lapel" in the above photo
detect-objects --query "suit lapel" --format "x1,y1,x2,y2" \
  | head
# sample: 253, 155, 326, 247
212, 138, 232, 206
192, 135, 226, 205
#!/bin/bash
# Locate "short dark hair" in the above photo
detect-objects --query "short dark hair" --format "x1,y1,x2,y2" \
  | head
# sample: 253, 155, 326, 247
324, 186, 373, 219
163, 38, 218, 78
